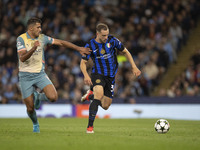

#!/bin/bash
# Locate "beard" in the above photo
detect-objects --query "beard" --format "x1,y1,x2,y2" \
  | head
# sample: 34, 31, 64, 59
100, 38, 106, 43
33, 31, 41, 38
35, 33, 40, 38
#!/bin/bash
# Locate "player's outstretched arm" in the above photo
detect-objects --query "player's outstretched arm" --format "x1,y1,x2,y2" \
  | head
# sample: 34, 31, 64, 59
53, 39, 91, 55
80, 59, 93, 85
121, 48, 141, 77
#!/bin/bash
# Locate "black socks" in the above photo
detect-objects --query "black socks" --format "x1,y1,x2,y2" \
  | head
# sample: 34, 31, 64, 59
88, 99, 101, 127
88, 94, 94, 100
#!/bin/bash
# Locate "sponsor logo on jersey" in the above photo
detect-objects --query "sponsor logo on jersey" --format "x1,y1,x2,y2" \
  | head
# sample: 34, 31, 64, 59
96, 53, 111, 59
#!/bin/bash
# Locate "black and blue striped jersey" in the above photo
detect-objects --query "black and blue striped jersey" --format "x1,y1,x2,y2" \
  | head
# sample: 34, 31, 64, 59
82, 35, 125, 77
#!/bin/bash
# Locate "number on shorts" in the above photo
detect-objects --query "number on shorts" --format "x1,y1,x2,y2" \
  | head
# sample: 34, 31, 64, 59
111, 84, 114, 92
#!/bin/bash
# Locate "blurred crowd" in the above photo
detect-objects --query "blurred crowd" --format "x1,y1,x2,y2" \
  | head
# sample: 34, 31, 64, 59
0, 0, 200, 104
159, 48, 200, 97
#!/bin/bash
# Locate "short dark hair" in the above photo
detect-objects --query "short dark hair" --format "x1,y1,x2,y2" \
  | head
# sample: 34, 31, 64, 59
27, 17, 42, 28
96, 23, 108, 32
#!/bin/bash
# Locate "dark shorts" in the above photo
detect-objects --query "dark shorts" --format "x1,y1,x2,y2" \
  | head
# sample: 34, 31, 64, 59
91, 73, 115, 98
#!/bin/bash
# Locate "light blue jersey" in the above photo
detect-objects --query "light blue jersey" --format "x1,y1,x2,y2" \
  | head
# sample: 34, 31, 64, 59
16, 32, 54, 99
16, 32, 54, 73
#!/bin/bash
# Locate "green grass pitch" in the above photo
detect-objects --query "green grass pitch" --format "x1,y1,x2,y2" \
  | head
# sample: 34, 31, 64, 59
0, 118, 200, 150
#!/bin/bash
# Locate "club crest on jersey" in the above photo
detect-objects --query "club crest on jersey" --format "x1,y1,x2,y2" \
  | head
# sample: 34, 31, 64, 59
101, 49, 105, 54
106, 43, 111, 48
96, 79, 101, 83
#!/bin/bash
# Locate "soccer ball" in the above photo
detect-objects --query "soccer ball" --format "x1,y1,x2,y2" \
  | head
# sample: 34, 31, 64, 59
154, 119, 170, 133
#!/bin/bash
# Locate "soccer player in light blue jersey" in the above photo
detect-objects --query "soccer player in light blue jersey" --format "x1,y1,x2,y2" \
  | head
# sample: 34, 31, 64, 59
16, 17, 91, 133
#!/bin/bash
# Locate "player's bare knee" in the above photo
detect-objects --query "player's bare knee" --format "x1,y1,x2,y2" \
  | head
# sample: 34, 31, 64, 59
96, 96, 103, 100
102, 104, 110, 110
48, 94, 58, 102
103, 106, 109, 110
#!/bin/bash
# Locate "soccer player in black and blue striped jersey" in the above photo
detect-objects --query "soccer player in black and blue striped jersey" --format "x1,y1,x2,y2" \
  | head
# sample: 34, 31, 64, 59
80, 23, 141, 133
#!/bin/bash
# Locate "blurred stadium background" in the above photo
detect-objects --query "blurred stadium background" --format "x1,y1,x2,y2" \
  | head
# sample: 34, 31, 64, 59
0, 0, 200, 120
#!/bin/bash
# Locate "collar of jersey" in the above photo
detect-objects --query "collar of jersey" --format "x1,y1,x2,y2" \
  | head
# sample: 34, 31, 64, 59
26, 32, 39, 40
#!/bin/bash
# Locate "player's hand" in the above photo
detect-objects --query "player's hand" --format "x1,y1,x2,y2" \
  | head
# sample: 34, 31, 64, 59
78, 47, 91, 56
132, 67, 141, 77
84, 75, 93, 86
33, 41, 40, 50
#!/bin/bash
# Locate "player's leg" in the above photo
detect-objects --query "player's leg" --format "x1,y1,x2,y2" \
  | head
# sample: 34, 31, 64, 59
43, 84, 58, 102
34, 84, 57, 102
19, 78, 40, 133
100, 76, 115, 110
87, 85, 103, 133
101, 96, 112, 110
24, 95, 40, 133
34, 73, 57, 109
85, 74, 105, 133
81, 87, 94, 102
81, 90, 112, 110
81, 89, 112, 110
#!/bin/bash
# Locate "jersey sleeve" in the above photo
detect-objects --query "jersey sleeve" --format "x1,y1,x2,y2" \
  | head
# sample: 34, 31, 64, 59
16, 37, 26, 52
113, 37, 125, 51
43, 34, 54, 45
81, 43, 90, 61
